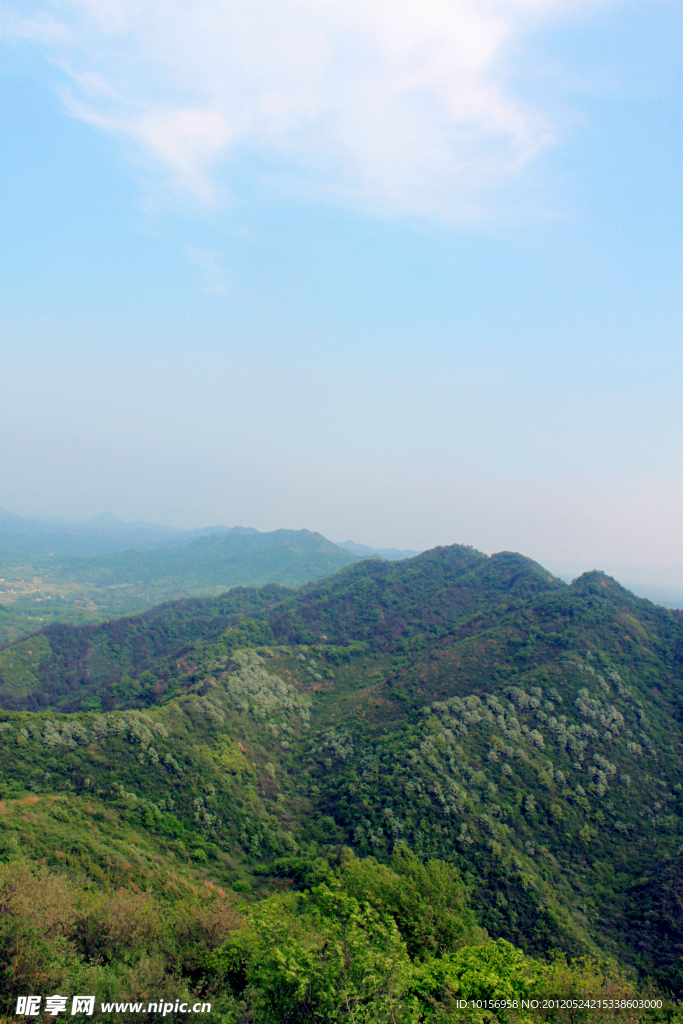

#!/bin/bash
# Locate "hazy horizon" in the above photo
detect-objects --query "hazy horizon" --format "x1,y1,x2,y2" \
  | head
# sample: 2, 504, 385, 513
3, 502, 683, 609
2, 0, 680, 583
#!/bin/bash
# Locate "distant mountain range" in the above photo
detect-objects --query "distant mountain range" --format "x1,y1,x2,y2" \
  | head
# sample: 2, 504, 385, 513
0, 509, 432, 645
337, 539, 421, 560
0, 508, 420, 563
1, 508, 679, 616
0, 523, 359, 644
32, 528, 360, 603
0, 507, 257, 558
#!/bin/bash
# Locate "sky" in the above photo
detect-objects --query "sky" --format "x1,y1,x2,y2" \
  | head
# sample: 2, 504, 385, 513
1, 0, 682, 579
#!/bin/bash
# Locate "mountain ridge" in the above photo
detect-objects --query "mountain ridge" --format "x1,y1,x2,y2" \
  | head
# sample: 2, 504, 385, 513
0, 543, 682, 993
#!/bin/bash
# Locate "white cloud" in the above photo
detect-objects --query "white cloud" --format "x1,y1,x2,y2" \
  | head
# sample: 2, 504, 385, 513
6, 0, 607, 218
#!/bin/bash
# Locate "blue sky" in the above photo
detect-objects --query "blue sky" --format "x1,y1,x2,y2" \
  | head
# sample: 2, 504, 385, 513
1, 0, 681, 577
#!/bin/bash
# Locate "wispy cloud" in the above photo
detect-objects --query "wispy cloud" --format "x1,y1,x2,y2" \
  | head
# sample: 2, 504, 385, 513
6, 0, 609, 219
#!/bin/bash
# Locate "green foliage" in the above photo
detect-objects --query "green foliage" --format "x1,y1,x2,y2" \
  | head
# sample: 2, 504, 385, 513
340, 848, 487, 958
442, 939, 546, 1001
0, 545, 683, 999
0, 857, 677, 1024
231, 883, 418, 1022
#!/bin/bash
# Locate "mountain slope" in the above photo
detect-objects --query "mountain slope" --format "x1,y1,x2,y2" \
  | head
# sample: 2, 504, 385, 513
0, 545, 682, 988
30, 528, 358, 601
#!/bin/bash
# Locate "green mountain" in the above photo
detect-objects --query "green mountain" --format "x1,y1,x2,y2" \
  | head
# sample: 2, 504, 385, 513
0, 528, 358, 644
0, 544, 682, 1018
32, 527, 358, 597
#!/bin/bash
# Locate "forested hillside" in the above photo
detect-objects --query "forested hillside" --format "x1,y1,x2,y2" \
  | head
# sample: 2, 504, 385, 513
0, 528, 357, 645
0, 545, 682, 1020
